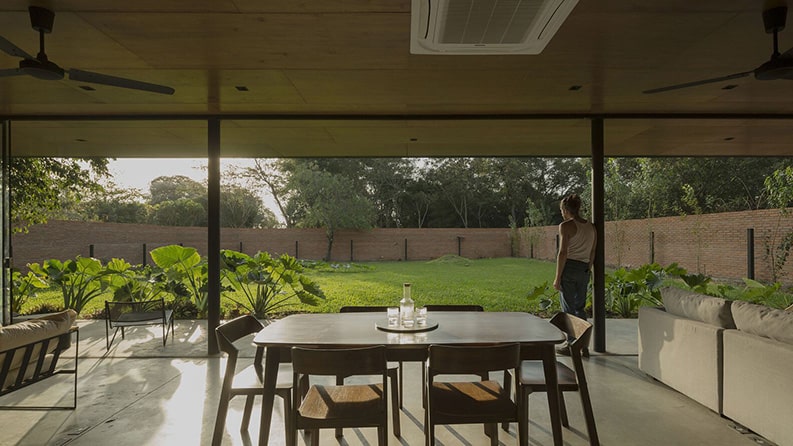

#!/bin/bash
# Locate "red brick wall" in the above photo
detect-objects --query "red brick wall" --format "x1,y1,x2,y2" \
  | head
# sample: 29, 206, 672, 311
11, 221, 510, 267
517, 208, 793, 284
12, 208, 793, 284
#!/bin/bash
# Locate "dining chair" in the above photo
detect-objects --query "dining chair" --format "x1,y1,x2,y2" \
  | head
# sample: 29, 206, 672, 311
104, 298, 174, 350
212, 315, 293, 446
425, 343, 525, 446
423, 304, 484, 312
511, 312, 599, 446
338, 306, 402, 436
290, 345, 389, 446
421, 304, 486, 407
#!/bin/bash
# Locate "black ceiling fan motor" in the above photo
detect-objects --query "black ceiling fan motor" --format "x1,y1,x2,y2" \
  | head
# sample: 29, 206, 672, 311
29, 6, 55, 34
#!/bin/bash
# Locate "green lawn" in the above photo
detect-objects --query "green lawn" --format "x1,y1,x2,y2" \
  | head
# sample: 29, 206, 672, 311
20, 257, 558, 318
303, 257, 556, 313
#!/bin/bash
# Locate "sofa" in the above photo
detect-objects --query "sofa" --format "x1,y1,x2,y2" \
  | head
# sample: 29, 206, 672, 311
0, 310, 78, 400
638, 287, 793, 446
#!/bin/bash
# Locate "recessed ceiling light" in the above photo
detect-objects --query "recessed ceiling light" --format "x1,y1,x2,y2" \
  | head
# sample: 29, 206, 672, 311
724, 137, 735, 141
75, 138, 87, 142
568, 85, 582, 91
235, 86, 249, 91
79, 85, 95, 91
409, 138, 418, 142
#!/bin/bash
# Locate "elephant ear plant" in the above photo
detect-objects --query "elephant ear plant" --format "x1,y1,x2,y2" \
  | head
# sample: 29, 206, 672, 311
220, 250, 325, 319
29, 256, 114, 314
104, 259, 175, 313
150, 245, 209, 316
10, 270, 49, 314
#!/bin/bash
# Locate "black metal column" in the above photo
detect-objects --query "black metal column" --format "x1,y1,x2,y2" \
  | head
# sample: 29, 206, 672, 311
1, 121, 10, 326
591, 118, 606, 353
207, 119, 220, 355
747, 228, 755, 280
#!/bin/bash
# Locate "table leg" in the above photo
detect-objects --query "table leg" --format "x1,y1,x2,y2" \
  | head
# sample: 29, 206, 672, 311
259, 346, 281, 446
541, 344, 563, 446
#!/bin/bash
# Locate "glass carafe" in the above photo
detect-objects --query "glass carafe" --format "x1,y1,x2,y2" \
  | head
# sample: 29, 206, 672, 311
400, 283, 414, 326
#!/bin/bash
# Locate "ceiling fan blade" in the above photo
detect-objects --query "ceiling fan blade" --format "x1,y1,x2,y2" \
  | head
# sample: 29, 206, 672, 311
0, 68, 25, 78
643, 71, 753, 94
68, 68, 175, 95
0, 36, 35, 60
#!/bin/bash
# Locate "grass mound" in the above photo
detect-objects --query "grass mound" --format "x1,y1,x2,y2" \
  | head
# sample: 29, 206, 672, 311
427, 254, 473, 266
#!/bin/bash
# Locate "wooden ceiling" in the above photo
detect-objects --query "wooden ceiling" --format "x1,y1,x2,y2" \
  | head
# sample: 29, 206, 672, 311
1, 0, 792, 158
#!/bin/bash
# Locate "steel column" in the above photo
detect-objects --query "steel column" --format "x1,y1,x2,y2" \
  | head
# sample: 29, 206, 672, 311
591, 118, 606, 352
207, 119, 220, 355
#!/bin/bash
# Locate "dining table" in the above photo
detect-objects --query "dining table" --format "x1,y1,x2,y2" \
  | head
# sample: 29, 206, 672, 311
253, 310, 567, 445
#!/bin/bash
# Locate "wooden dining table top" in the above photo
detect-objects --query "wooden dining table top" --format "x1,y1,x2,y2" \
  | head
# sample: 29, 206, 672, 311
253, 311, 566, 349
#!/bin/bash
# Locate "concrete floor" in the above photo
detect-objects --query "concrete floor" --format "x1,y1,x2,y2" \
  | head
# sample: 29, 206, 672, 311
0, 318, 767, 446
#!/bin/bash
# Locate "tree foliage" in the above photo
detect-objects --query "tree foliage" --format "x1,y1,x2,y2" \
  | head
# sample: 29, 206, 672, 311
10, 157, 109, 232
285, 162, 376, 260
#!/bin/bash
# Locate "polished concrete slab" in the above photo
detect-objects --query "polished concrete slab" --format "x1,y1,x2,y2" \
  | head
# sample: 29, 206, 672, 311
0, 318, 763, 446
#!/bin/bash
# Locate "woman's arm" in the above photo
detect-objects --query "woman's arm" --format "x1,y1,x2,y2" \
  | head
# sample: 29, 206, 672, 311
588, 223, 597, 272
554, 221, 572, 290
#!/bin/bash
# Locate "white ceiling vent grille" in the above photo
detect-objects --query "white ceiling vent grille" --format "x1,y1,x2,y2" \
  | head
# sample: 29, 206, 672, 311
410, 0, 579, 55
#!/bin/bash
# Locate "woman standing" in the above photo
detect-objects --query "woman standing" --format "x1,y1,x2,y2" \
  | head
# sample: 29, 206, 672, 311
553, 194, 596, 322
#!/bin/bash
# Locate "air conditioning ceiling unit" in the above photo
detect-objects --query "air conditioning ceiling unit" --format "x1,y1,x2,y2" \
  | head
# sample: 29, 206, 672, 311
410, 0, 579, 55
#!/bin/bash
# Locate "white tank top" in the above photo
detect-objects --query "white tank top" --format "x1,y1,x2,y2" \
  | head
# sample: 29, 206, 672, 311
568, 220, 595, 263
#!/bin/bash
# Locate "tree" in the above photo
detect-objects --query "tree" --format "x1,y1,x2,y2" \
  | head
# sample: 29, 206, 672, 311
150, 198, 207, 227
234, 159, 296, 227
10, 157, 109, 232
220, 184, 277, 228
149, 175, 205, 205
764, 166, 793, 282
60, 183, 149, 223
287, 164, 375, 260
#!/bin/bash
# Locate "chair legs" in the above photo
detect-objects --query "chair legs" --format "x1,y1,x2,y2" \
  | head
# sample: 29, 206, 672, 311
211, 388, 231, 446
514, 386, 599, 446
559, 392, 569, 427
577, 383, 600, 446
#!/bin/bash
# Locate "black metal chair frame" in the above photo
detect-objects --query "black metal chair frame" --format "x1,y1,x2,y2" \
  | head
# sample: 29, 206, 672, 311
105, 298, 174, 350
0, 326, 79, 410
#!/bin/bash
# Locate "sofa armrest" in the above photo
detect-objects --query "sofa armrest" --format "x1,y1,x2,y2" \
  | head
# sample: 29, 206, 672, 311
638, 306, 724, 413
723, 330, 793, 446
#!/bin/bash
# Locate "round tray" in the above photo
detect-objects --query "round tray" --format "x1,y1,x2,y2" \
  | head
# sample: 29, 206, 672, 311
375, 320, 439, 333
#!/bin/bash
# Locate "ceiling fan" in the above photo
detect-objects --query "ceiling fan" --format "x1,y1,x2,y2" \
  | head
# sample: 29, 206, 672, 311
0, 6, 174, 95
643, 1, 793, 94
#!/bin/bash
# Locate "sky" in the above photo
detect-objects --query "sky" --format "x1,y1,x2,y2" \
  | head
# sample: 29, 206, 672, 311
106, 158, 209, 191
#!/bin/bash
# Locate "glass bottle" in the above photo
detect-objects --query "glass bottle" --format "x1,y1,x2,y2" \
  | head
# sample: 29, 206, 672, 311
400, 283, 414, 326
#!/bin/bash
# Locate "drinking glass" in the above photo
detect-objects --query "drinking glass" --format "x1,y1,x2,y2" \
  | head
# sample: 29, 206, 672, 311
387, 307, 400, 327
416, 307, 428, 326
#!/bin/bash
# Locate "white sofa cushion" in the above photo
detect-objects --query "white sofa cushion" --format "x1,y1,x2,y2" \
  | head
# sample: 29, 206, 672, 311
0, 310, 77, 373
723, 329, 793, 446
638, 306, 724, 413
731, 300, 793, 344
661, 287, 735, 328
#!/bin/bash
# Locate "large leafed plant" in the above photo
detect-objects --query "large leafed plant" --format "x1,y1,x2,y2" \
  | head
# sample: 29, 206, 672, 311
220, 250, 325, 318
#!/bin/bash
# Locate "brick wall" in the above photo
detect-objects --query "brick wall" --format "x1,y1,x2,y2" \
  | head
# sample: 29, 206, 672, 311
517, 208, 793, 284
12, 208, 793, 284
12, 221, 510, 267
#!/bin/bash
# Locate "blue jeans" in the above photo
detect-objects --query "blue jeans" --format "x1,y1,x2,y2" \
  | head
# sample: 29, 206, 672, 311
559, 259, 590, 320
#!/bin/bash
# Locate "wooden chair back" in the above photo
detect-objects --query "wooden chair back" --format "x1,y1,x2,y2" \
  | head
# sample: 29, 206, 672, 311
424, 304, 483, 312
339, 305, 389, 313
